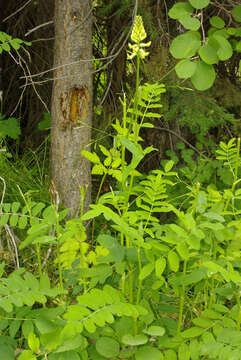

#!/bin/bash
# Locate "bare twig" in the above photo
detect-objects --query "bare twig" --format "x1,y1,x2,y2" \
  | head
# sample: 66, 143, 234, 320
0, 176, 6, 205
9, 49, 49, 115
19, 0, 139, 87
25, 20, 54, 37
4, 225, 20, 269
3, 0, 32, 22
154, 126, 203, 155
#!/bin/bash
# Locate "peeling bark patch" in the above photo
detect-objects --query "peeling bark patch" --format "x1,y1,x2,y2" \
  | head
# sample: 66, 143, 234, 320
60, 86, 89, 130
71, 11, 79, 22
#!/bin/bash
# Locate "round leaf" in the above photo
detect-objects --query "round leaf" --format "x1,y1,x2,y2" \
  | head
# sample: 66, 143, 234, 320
175, 59, 197, 78
189, 0, 210, 9
170, 32, 201, 59
179, 15, 200, 31
215, 29, 229, 39
232, 5, 241, 22
198, 41, 219, 64
213, 35, 233, 60
96, 337, 120, 358
122, 334, 148, 346
227, 27, 237, 36
135, 346, 163, 360
168, 2, 193, 20
210, 16, 225, 29
191, 61, 215, 90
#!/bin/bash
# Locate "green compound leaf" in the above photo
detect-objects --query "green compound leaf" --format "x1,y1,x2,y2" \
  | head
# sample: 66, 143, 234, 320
96, 337, 120, 358
170, 31, 201, 59
135, 346, 164, 360
179, 15, 200, 31
175, 59, 197, 78
168, 2, 193, 20
189, 0, 210, 9
210, 16, 225, 29
232, 5, 241, 22
80, 150, 100, 164
191, 61, 215, 90
92, 164, 106, 175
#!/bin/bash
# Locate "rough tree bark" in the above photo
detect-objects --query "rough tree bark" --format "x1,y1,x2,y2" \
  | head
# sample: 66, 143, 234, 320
51, 0, 92, 217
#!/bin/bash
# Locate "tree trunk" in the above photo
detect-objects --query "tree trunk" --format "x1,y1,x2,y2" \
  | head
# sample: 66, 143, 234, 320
51, 0, 92, 217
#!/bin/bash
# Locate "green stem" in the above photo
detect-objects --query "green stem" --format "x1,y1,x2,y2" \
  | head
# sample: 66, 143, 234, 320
236, 292, 241, 331
208, 236, 217, 309
121, 95, 127, 192
120, 233, 126, 296
91, 174, 107, 243
136, 247, 142, 305
36, 244, 42, 278
55, 209, 63, 291
233, 138, 240, 188
129, 268, 134, 303
18, 187, 43, 279
224, 137, 240, 211
133, 54, 140, 141
95, 173, 107, 204
124, 53, 141, 212
177, 260, 187, 335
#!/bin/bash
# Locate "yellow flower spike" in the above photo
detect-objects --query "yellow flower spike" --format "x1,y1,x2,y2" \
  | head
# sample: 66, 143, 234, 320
128, 15, 151, 60
131, 15, 147, 43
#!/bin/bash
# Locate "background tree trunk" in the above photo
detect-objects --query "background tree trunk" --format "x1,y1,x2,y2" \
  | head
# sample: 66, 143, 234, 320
51, 0, 92, 217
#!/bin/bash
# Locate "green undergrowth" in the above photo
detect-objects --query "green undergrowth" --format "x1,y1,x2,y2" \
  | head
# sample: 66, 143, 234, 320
1, 15, 241, 360
0, 141, 50, 204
